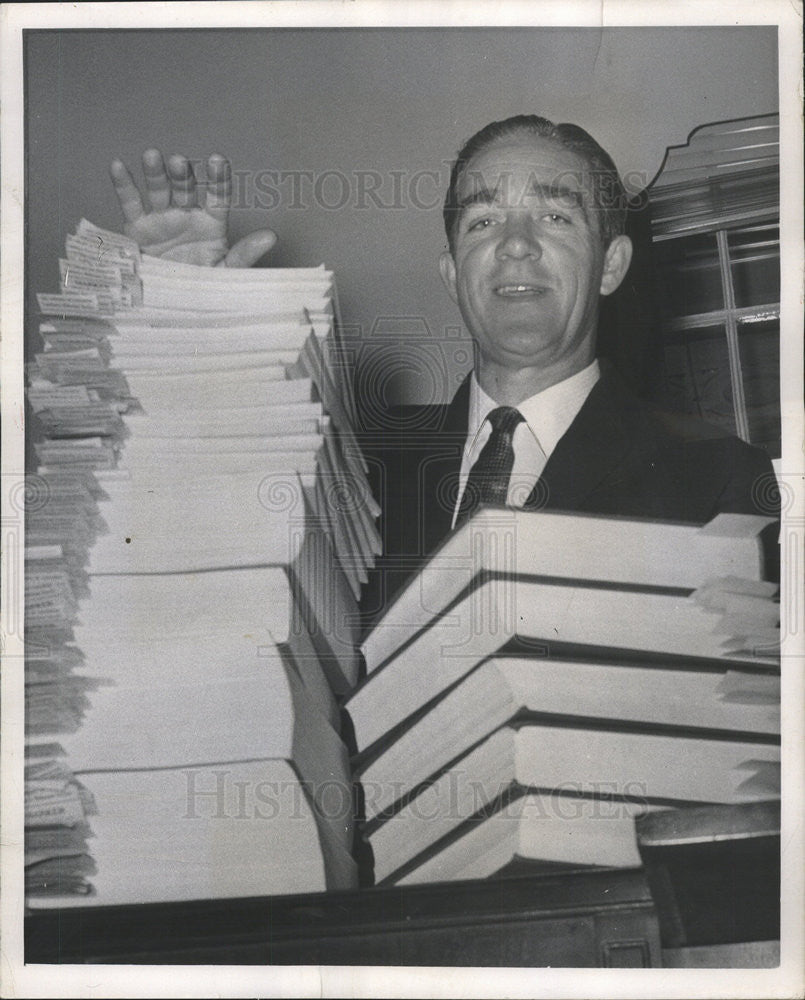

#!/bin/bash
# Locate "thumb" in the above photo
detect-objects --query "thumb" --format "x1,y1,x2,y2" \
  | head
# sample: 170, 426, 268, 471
219, 229, 278, 268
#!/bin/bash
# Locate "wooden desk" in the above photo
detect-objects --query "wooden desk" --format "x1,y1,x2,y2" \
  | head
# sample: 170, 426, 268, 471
25, 867, 662, 967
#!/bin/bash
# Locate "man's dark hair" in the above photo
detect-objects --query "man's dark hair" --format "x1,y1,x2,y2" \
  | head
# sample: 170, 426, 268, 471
442, 114, 628, 255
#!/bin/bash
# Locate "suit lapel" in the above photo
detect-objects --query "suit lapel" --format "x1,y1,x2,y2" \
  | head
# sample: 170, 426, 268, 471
420, 376, 471, 554
533, 366, 646, 512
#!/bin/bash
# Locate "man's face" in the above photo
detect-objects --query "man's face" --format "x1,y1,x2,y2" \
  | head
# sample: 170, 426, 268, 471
439, 134, 631, 390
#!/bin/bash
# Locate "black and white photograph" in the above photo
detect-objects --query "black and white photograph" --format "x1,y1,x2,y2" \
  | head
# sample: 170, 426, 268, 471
1, 1, 803, 997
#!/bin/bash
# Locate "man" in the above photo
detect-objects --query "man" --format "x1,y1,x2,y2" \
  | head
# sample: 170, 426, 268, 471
110, 117, 778, 614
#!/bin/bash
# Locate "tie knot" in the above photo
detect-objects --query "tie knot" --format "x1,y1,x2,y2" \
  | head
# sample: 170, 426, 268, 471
487, 406, 524, 436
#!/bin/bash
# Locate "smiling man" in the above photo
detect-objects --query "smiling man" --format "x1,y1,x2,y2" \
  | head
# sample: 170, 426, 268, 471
436, 117, 634, 528
364, 115, 777, 610
439, 118, 632, 406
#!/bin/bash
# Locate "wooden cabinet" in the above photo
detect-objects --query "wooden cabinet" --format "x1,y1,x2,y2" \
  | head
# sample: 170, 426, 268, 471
647, 115, 780, 458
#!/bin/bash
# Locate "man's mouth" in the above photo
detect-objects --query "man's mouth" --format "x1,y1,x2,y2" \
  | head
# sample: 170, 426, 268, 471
494, 284, 548, 298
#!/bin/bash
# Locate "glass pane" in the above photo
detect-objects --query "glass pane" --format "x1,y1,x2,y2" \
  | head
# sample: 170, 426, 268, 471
738, 318, 780, 457
654, 232, 724, 318
728, 224, 780, 308
660, 326, 736, 435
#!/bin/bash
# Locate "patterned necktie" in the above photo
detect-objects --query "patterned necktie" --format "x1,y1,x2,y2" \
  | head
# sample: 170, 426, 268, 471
457, 406, 525, 525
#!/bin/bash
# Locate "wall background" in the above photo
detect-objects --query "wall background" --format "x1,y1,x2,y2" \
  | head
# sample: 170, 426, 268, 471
25, 26, 778, 405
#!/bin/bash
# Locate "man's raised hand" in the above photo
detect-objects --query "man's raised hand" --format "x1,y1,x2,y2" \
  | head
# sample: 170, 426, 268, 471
110, 149, 277, 268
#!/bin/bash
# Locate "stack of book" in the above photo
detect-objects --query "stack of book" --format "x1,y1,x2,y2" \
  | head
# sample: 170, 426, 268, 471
346, 507, 781, 885
24, 220, 378, 905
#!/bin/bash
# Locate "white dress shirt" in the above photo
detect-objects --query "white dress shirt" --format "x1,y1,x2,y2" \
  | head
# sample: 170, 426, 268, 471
452, 360, 601, 527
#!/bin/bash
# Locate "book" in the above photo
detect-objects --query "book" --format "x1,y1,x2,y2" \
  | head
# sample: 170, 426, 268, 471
348, 572, 779, 754
391, 793, 664, 885
70, 628, 338, 728
358, 654, 780, 822
362, 507, 773, 674
33, 664, 352, 853
367, 724, 780, 883
26, 760, 356, 907
122, 368, 317, 409
84, 469, 322, 574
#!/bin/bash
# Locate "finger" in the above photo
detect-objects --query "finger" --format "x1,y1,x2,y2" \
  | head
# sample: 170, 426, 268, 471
204, 153, 232, 223
220, 230, 278, 268
167, 154, 197, 209
110, 158, 146, 223
141, 148, 171, 212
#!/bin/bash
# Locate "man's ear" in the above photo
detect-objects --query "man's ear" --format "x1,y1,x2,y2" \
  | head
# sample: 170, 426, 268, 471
599, 235, 633, 296
439, 250, 459, 303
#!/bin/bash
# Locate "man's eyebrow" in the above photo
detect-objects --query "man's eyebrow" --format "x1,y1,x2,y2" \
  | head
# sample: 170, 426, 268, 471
528, 182, 589, 224
456, 184, 500, 212
530, 182, 585, 207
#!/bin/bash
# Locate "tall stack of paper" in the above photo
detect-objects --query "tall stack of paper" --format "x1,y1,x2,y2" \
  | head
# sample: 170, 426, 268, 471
25, 220, 378, 905
346, 507, 780, 885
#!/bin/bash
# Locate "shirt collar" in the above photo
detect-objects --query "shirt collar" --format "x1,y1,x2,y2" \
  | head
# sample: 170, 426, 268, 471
467, 359, 601, 459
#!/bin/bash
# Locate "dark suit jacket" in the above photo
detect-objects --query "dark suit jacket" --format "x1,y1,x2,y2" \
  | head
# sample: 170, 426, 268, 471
359, 364, 779, 621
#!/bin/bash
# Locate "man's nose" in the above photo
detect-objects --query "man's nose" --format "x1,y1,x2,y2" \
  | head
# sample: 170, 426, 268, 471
495, 217, 542, 260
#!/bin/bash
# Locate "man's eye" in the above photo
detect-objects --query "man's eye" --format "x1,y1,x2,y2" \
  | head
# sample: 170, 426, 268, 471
468, 217, 496, 231
544, 212, 570, 225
